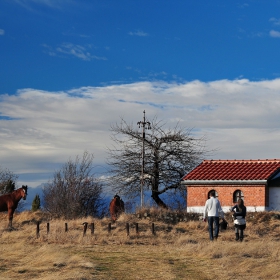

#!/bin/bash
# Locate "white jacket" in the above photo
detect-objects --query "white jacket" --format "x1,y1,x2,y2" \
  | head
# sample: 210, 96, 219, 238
203, 197, 224, 219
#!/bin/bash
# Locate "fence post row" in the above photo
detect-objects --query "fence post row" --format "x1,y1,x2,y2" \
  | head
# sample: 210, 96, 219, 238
36, 222, 161, 237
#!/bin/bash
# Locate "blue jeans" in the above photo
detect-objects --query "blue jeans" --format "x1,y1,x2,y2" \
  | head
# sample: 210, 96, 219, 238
208, 216, 219, 240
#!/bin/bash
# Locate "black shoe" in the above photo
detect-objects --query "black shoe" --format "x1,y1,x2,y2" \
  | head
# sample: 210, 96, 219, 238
235, 233, 240, 241
214, 236, 218, 240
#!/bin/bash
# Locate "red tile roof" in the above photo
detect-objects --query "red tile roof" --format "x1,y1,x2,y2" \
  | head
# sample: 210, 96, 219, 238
182, 159, 280, 181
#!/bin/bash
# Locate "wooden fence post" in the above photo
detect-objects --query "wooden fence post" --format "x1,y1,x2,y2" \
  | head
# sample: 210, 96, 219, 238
126, 223, 129, 236
36, 221, 40, 238
108, 223, 111, 233
152, 223, 155, 235
65, 223, 68, 232
83, 222, 88, 236
90, 223, 94, 235
47, 222, 50, 234
135, 223, 139, 235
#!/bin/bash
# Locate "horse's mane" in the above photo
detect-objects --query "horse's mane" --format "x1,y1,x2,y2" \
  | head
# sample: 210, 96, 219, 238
13, 188, 22, 193
11, 186, 27, 195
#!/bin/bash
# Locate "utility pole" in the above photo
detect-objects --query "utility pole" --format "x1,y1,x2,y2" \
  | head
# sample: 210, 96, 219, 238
137, 110, 151, 207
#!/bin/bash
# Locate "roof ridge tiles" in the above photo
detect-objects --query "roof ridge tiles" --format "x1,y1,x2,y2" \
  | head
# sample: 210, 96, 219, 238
183, 158, 280, 181
203, 159, 280, 163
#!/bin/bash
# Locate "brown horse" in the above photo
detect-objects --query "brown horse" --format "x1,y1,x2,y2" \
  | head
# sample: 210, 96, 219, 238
109, 195, 124, 221
0, 185, 28, 228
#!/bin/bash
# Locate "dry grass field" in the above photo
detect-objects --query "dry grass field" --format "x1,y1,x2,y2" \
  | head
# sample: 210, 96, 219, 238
0, 210, 280, 280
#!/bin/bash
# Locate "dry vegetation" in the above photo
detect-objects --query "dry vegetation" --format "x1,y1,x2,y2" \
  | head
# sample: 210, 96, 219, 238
0, 210, 280, 280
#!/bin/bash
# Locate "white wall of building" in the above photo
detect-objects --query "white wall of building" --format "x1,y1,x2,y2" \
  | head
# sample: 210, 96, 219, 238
187, 206, 266, 213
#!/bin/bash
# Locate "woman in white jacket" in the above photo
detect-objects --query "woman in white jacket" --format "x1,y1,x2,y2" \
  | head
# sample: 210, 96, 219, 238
231, 198, 246, 241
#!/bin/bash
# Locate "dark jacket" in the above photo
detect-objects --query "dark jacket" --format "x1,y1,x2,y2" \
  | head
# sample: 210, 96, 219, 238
231, 204, 246, 225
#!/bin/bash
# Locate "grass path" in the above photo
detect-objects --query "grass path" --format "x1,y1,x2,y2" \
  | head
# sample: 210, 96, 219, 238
0, 242, 217, 280
0, 240, 274, 280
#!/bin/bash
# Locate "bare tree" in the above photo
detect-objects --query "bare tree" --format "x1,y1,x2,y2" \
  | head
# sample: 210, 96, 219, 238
43, 151, 104, 219
0, 167, 17, 195
107, 117, 208, 208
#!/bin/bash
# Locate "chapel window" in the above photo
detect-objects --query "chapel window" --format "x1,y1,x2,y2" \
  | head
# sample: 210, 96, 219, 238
208, 189, 218, 199
233, 190, 244, 203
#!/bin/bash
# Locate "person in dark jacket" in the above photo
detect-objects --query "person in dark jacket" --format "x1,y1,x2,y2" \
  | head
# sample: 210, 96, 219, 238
231, 198, 246, 241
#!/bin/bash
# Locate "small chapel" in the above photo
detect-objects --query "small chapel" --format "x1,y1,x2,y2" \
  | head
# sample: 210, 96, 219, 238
181, 159, 280, 212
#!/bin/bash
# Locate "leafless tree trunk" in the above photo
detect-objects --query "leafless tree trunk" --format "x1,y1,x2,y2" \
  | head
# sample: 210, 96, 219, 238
107, 117, 208, 208
43, 151, 105, 219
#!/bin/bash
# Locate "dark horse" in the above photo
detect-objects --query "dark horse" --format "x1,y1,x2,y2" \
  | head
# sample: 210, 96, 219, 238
0, 185, 28, 228
109, 194, 124, 221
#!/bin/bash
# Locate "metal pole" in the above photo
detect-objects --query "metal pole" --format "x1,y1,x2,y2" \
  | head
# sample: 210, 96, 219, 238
137, 110, 151, 208
141, 111, 145, 207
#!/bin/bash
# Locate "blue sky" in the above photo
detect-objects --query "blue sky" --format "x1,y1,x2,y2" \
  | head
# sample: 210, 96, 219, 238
2, 0, 280, 93
1, 0, 280, 205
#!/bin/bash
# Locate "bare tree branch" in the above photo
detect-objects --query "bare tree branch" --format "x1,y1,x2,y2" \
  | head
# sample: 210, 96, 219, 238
43, 151, 105, 219
106, 117, 209, 208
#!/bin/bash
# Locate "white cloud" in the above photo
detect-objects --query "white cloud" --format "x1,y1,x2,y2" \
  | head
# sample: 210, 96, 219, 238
269, 30, 280, 38
1, 79, 280, 187
237, 3, 249, 9
128, 30, 149, 37
270, 17, 280, 25
42, 43, 107, 61
0, 29, 4, 35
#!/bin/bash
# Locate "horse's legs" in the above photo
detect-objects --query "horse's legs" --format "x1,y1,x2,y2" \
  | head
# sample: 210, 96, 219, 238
110, 209, 116, 222
8, 208, 14, 228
